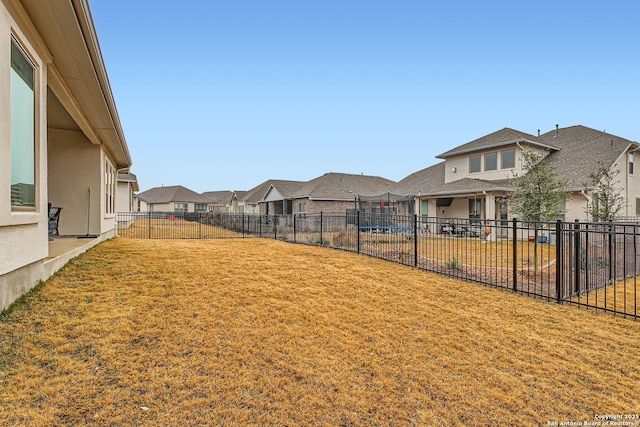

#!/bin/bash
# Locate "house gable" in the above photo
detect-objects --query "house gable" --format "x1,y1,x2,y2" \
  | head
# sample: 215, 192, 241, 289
436, 128, 559, 184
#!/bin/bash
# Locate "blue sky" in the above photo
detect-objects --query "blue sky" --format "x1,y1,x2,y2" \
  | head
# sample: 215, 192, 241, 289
89, 0, 640, 193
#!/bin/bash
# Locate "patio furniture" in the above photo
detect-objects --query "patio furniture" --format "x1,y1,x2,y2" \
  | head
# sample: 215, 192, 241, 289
49, 205, 62, 236
440, 220, 456, 235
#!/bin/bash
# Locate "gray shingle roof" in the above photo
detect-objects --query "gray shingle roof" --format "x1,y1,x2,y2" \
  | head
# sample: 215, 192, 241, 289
392, 162, 445, 196
436, 127, 558, 159
137, 185, 211, 204
539, 125, 637, 190
291, 172, 396, 200
117, 172, 139, 191
242, 180, 306, 204
424, 178, 514, 197
202, 191, 234, 205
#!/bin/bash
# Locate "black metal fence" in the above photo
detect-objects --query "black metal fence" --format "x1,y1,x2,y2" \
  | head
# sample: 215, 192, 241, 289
117, 211, 639, 319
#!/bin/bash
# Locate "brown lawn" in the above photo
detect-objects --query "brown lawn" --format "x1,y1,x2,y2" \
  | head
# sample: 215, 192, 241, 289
1, 238, 639, 426
574, 277, 640, 316
117, 218, 246, 239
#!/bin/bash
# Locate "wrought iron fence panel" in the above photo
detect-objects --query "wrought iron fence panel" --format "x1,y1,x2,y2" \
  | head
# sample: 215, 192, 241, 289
116, 211, 639, 319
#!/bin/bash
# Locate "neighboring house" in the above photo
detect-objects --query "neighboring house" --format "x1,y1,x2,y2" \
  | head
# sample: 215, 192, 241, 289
229, 191, 248, 214
394, 125, 640, 231
117, 172, 139, 212
1, 0, 133, 310
116, 172, 139, 230
240, 180, 305, 215
137, 185, 211, 213
202, 191, 233, 213
289, 172, 398, 214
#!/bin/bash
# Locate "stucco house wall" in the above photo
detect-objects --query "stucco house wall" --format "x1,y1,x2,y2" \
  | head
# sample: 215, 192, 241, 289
47, 131, 102, 235
0, 0, 133, 312
117, 181, 134, 212
0, 1, 49, 280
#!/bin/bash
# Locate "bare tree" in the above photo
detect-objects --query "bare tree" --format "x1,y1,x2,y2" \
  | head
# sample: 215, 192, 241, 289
509, 148, 568, 270
585, 163, 624, 222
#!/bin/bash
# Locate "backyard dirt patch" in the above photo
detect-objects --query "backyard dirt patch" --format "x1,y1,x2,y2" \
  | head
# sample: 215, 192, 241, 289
1, 238, 639, 425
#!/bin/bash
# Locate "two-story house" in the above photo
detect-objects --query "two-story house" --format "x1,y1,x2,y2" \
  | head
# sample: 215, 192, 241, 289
394, 125, 640, 235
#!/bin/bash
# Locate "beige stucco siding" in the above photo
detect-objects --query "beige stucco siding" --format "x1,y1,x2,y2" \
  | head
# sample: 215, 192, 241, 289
619, 149, 640, 217
443, 145, 549, 184
117, 181, 134, 212
444, 146, 520, 183
47, 130, 101, 235
564, 192, 587, 222
0, 2, 49, 274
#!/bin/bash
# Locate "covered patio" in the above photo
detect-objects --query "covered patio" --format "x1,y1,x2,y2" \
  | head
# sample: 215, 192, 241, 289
44, 236, 102, 279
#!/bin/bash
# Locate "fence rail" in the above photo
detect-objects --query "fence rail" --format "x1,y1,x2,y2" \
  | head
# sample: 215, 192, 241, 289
117, 211, 639, 319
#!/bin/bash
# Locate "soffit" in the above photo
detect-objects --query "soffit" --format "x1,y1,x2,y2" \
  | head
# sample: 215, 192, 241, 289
19, 0, 131, 168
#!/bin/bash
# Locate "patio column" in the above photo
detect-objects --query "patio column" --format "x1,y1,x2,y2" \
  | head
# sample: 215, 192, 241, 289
485, 193, 496, 240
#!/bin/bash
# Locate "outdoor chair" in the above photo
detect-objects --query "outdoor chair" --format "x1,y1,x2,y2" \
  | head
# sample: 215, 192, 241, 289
48, 205, 62, 237
440, 220, 456, 235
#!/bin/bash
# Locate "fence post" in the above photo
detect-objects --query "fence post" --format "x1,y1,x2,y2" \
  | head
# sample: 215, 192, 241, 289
148, 211, 151, 239
293, 214, 297, 243
556, 220, 563, 304
414, 214, 418, 267
512, 218, 517, 292
356, 211, 360, 254
574, 219, 581, 294
608, 219, 614, 286
242, 214, 245, 238
320, 212, 323, 246
274, 215, 277, 240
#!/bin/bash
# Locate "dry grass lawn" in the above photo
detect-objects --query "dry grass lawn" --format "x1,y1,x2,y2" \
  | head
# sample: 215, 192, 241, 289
1, 238, 639, 426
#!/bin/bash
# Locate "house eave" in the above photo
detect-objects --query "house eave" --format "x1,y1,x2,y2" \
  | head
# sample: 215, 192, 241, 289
436, 139, 558, 159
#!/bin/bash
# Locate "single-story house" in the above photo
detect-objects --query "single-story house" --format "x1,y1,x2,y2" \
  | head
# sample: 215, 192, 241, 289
1, 0, 133, 311
201, 191, 233, 213
240, 179, 305, 215
228, 191, 248, 214
117, 172, 139, 213
137, 185, 211, 213
286, 172, 399, 215
393, 125, 640, 236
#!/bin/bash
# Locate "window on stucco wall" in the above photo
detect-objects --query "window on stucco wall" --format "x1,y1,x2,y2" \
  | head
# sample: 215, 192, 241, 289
469, 155, 481, 173
484, 152, 497, 171
105, 159, 115, 214
10, 38, 36, 208
501, 149, 515, 169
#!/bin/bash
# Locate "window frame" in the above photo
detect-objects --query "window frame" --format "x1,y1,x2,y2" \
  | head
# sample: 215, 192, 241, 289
484, 152, 498, 171
469, 154, 481, 173
501, 148, 516, 169
469, 198, 481, 223
104, 158, 116, 215
10, 37, 37, 210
